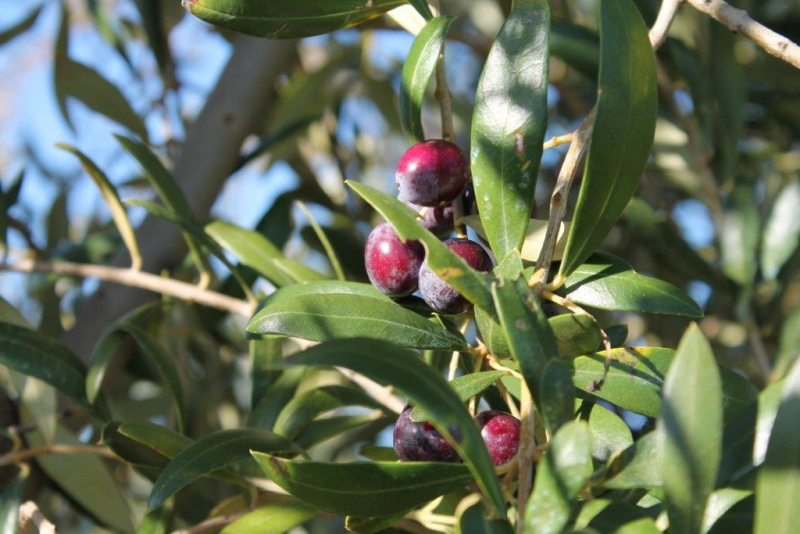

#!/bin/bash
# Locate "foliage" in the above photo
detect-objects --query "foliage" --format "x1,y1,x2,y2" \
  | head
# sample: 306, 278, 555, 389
0, 0, 799, 532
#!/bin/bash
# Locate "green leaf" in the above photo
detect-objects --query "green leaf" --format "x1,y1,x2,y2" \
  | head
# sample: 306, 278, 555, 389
721, 182, 759, 286
524, 421, 593, 534
249, 367, 305, 430
457, 495, 515, 534
149, 429, 303, 510
0, 322, 105, 421
659, 324, 723, 534
87, 324, 185, 432
273, 385, 386, 438
0, 473, 25, 534
247, 293, 468, 350
717, 378, 784, 486
558, 0, 657, 277
281, 338, 508, 517
0, 6, 41, 46
258, 280, 392, 306
704, 488, 752, 533
754, 357, 800, 534
57, 144, 142, 269
187, 0, 407, 39
550, 20, 599, 79
492, 278, 573, 431
348, 181, 496, 318
472, 0, 549, 261
250, 336, 283, 411
221, 501, 317, 534
773, 304, 800, 379
294, 414, 389, 449
710, 23, 746, 190
568, 347, 756, 420
116, 136, 210, 279
253, 454, 472, 516
103, 421, 189, 464
24, 417, 134, 533
206, 220, 325, 286
408, 0, 434, 20
54, 7, 147, 140
559, 254, 703, 318
601, 431, 661, 489
461, 215, 570, 263
578, 400, 633, 463
410, 371, 506, 422
400, 16, 454, 142
761, 182, 800, 280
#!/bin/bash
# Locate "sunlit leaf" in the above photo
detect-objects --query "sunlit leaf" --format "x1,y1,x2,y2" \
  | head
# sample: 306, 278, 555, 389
472, 0, 549, 261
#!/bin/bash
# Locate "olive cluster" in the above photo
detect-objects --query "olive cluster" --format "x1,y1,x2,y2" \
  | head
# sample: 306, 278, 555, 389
364, 140, 490, 314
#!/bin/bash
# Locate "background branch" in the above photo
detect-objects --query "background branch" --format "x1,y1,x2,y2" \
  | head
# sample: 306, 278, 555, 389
0, 260, 253, 317
687, 0, 800, 70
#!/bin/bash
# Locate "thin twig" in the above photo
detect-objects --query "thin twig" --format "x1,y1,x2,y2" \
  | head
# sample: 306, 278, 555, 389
542, 132, 574, 151
649, 0, 683, 50
19, 501, 56, 534
0, 259, 254, 317
0, 444, 118, 468
516, 382, 535, 532
530, 109, 596, 289
686, 0, 800, 70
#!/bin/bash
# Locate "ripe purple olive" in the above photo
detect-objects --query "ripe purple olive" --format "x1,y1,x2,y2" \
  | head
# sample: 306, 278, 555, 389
396, 140, 470, 207
403, 198, 454, 237
365, 223, 425, 297
393, 406, 459, 462
475, 411, 521, 466
419, 238, 492, 315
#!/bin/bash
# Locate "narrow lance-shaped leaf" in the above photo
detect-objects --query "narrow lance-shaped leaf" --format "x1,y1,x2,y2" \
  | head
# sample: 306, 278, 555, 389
348, 181, 496, 318
558, 0, 657, 277
273, 385, 387, 438
187, 0, 407, 39
253, 454, 473, 517
524, 421, 593, 533
558, 253, 703, 318
54, 6, 147, 140
206, 220, 326, 287
247, 293, 467, 351
0, 322, 107, 422
148, 429, 303, 510
472, 0, 550, 261
0, 6, 41, 46
400, 16, 454, 142
221, 501, 318, 534
761, 182, 800, 280
754, 357, 800, 534
57, 144, 142, 270
659, 324, 723, 534
116, 135, 211, 279
281, 338, 508, 518
492, 278, 573, 431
